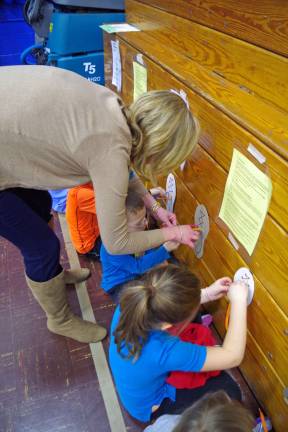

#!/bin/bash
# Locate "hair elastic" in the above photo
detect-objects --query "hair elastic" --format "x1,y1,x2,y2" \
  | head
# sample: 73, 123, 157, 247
170, 89, 190, 109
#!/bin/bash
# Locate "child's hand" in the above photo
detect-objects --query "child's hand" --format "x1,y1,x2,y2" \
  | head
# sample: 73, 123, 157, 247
163, 241, 180, 252
204, 277, 232, 302
149, 187, 166, 198
154, 207, 177, 226
227, 281, 249, 304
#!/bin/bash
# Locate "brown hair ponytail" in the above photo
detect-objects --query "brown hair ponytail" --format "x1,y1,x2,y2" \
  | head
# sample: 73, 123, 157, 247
114, 264, 201, 361
172, 391, 254, 432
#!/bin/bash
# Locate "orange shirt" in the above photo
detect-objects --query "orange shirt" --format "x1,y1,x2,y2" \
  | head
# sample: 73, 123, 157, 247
66, 183, 100, 254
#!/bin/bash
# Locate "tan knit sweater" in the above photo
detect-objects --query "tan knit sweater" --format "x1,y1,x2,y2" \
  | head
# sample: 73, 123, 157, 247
0, 66, 164, 254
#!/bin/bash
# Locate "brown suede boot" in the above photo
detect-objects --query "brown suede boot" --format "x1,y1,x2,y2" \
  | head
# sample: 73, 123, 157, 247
26, 271, 107, 343
64, 268, 91, 284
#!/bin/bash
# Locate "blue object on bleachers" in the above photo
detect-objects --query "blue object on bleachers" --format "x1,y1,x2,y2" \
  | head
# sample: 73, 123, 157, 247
45, 9, 125, 83
50, 51, 105, 84
0, 3, 34, 66
20, 0, 125, 84
47, 11, 125, 55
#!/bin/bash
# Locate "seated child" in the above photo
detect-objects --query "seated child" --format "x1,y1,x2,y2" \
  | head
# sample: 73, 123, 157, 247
109, 265, 248, 423
144, 390, 255, 432
100, 186, 179, 300
66, 183, 102, 259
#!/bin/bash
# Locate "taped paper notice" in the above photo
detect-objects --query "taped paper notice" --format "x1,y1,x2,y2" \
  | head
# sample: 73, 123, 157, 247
111, 40, 121, 92
219, 149, 272, 255
247, 144, 266, 164
136, 53, 144, 65
133, 61, 147, 101
100, 23, 140, 33
166, 173, 176, 212
234, 267, 254, 305
180, 161, 186, 171
228, 232, 239, 250
194, 204, 209, 259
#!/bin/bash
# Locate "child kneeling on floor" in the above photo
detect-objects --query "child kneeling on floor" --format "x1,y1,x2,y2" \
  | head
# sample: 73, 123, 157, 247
100, 186, 181, 301
109, 265, 248, 423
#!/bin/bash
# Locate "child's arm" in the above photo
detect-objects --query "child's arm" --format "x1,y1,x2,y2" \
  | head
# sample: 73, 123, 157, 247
77, 188, 97, 214
113, 245, 172, 275
201, 281, 248, 371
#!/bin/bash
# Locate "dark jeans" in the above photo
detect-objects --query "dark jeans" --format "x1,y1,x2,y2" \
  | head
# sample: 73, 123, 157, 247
84, 236, 102, 260
151, 371, 241, 420
0, 188, 62, 282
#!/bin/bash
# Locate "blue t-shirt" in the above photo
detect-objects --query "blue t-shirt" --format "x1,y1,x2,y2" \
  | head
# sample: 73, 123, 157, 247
109, 307, 207, 422
100, 245, 170, 291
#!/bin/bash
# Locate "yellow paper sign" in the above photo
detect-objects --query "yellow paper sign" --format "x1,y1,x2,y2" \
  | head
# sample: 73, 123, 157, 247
133, 61, 147, 101
219, 149, 272, 255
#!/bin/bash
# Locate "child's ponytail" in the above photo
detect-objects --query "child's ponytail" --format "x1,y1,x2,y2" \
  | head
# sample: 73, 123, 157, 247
114, 264, 201, 360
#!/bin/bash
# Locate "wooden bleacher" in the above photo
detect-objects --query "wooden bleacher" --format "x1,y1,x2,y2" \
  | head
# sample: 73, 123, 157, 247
103, 1, 288, 430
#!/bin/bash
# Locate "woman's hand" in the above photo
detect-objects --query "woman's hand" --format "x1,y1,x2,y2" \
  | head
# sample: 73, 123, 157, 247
174, 225, 200, 248
162, 225, 200, 248
201, 277, 232, 303
154, 206, 177, 227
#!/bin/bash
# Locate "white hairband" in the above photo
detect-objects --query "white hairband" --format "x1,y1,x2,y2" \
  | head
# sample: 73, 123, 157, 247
170, 89, 190, 109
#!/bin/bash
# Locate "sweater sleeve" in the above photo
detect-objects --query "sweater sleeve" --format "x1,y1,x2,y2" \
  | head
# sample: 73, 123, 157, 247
83, 135, 165, 255
109, 246, 170, 275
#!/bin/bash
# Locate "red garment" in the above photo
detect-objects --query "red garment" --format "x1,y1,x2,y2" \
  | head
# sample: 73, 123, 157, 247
166, 323, 220, 389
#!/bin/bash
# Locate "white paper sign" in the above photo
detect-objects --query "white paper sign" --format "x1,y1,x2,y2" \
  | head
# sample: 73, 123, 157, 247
180, 161, 186, 171
234, 267, 254, 305
100, 23, 140, 33
166, 173, 176, 212
194, 204, 209, 258
111, 40, 121, 92
228, 232, 239, 250
247, 143, 266, 164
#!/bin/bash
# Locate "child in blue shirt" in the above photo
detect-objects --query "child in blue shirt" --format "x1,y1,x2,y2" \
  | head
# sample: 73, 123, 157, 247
109, 265, 248, 423
100, 186, 179, 300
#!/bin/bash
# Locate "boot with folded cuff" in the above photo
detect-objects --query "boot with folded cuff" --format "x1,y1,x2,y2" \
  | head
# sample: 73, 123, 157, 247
63, 268, 91, 284
26, 270, 107, 343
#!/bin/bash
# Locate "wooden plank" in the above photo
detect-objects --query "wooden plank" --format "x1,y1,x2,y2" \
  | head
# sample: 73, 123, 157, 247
104, 35, 288, 232
173, 184, 288, 432
103, 32, 288, 432
105, 28, 288, 372
116, 23, 288, 160
194, 261, 288, 432
127, 0, 288, 112
137, 0, 288, 57
241, 334, 288, 432
179, 148, 288, 315
171, 176, 288, 381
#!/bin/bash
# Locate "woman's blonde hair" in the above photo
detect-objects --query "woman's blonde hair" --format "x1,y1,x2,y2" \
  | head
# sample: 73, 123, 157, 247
172, 391, 254, 432
114, 264, 201, 360
124, 90, 200, 183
